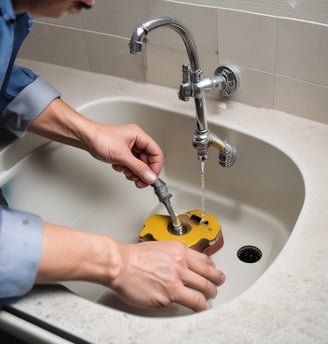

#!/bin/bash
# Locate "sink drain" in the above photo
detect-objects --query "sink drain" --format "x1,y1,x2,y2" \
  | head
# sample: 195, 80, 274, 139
237, 245, 262, 263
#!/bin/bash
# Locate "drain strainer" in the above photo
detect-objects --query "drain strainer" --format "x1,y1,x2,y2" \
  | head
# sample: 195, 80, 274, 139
237, 245, 262, 263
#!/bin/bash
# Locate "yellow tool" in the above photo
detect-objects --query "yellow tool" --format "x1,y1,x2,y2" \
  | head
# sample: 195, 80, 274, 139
139, 209, 224, 255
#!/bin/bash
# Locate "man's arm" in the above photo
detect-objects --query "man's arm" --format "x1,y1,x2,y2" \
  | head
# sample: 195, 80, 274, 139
29, 98, 162, 187
36, 222, 225, 311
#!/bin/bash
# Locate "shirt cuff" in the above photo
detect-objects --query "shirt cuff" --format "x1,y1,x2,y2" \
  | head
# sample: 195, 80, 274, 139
0, 207, 43, 301
1, 77, 60, 137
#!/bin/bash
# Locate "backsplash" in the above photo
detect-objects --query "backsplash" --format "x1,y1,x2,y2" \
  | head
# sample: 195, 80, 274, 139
18, 0, 328, 123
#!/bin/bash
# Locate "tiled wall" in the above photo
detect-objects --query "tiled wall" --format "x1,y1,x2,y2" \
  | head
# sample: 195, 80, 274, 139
19, 0, 328, 123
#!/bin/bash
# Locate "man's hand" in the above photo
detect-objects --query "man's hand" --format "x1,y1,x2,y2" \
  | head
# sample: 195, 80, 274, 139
36, 224, 225, 312
29, 98, 163, 187
86, 122, 162, 188
110, 240, 225, 311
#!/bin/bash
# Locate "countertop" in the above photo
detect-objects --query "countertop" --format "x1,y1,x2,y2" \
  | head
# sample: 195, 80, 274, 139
1, 59, 328, 343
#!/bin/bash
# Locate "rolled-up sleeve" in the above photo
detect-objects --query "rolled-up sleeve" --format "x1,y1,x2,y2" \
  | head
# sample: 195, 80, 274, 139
0, 72, 60, 137
0, 206, 43, 305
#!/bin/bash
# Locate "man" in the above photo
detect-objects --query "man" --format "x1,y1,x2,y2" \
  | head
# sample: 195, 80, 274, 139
0, 0, 225, 311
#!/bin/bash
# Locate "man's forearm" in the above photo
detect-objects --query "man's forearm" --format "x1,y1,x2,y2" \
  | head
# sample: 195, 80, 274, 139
28, 97, 162, 187
28, 98, 94, 151
35, 223, 120, 286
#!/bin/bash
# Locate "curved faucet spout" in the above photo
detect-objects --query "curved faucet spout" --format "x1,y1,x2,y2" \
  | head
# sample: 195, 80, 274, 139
129, 16, 200, 72
129, 16, 207, 136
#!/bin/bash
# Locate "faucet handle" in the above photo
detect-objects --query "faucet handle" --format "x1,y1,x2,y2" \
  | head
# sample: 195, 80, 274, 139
179, 65, 193, 101
182, 64, 190, 83
178, 83, 192, 101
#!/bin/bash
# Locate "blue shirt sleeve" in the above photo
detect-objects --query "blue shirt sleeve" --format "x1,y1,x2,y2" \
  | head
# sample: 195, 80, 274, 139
1, 75, 61, 137
0, 206, 44, 305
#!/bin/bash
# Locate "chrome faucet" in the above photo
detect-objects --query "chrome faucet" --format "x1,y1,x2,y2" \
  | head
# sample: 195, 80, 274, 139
129, 16, 238, 166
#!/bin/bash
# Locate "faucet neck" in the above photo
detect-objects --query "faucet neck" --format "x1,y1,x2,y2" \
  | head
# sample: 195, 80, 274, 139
130, 16, 201, 72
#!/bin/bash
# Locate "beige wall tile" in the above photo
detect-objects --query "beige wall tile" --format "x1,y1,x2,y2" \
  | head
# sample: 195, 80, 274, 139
149, 1, 218, 56
82, 0, 151, 37
48, 26, 89, 70
84, 31, 145, 81
276, 18, 328, 86
146, 44, 186, 87
146, 1, 219, 90
274, 76, 328, 123
230, 67, 275, 108
218, 9, 278, 73
37, 12, 83, 28
146, 43, 219, 88
18, 23, 56, 64
167, 0, 328, 25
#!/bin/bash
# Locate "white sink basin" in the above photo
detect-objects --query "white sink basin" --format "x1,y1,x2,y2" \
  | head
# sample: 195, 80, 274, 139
2, 98, 305, 317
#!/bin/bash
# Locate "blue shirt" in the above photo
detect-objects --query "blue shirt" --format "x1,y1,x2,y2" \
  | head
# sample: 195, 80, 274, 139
0, 0, 60, 306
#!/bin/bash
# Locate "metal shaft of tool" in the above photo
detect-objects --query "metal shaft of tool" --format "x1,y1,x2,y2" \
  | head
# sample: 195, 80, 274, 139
151, 179, 183, 231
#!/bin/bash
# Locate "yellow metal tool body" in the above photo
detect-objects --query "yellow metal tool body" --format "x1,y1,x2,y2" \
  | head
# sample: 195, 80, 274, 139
139, 209, 224, 255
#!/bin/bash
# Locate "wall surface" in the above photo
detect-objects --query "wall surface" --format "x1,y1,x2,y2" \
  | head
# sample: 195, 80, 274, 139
18, 0, 328, 123
170, 0, 328, 25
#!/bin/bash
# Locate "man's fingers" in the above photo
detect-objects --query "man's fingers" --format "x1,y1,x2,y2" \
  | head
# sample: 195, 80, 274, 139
187, 248, 225, 286
182, 269, 218, 299
176, 248, 225, 310
174, 285, 210, 312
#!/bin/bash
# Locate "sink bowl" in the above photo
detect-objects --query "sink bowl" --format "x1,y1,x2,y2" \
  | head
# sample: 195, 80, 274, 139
2, 98, 305, 317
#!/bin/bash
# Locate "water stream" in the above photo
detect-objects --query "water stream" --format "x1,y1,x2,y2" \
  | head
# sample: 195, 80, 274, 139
200, 159, 206, 222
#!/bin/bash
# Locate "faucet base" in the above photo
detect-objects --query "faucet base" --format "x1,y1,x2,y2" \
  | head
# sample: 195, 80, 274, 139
214, 65, 240, 96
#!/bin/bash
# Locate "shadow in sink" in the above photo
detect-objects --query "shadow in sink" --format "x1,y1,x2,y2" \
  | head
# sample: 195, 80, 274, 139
2, 98, 305, 317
